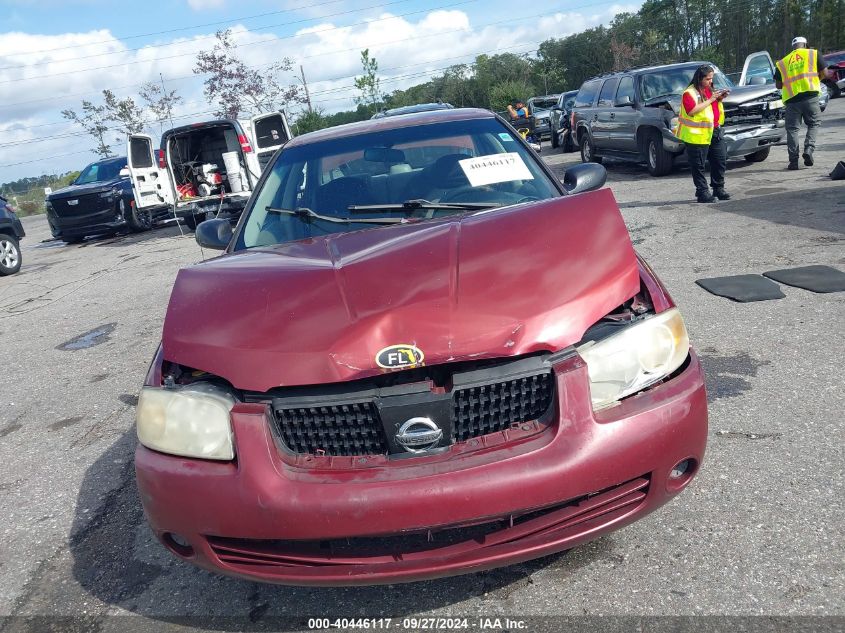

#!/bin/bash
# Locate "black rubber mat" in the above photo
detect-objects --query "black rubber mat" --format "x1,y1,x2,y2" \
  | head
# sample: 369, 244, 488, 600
763, 265, 845, 293
695, 274, 785, 302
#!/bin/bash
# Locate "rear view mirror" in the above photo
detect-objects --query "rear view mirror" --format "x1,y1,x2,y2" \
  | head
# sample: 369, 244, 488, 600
364, 147, 406, 163
195, 218, 233, 250
119, 168, 130, 177
615, 96, 634, 106
561, 163, 607, 195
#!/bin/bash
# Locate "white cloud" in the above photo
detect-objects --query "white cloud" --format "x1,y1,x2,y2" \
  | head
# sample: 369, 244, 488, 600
187, 0, 225, 10
0, 5, 636, 181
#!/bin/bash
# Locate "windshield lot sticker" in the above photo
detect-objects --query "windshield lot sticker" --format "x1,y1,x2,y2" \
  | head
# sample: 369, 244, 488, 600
459, 153, 534, 187
498, 133, 514, 142
376, 344, 425, 369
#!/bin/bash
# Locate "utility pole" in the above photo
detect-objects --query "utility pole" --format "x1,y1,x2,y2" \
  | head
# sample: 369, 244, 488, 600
300, 65, 313, 114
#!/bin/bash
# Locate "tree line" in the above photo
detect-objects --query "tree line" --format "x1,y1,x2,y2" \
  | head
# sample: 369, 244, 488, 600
16, 1, 845, 168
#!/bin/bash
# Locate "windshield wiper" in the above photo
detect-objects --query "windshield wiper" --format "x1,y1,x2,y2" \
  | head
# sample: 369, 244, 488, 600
265, 206, 405, 224
348, 199, 500, 213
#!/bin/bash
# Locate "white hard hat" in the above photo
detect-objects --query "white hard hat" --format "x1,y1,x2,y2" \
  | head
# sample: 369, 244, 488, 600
791, 36, 808, 46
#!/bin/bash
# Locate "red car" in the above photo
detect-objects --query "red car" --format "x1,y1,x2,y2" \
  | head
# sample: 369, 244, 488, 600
823, 50, 845, 98
135, 108, 708, 585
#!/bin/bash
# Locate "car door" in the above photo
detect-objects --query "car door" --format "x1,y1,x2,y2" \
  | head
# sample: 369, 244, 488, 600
250, 111, 292, 170
611, 76, 638, 153
592, 77, 620, 149
739, 51, 776, 86
127, 134, 174, 209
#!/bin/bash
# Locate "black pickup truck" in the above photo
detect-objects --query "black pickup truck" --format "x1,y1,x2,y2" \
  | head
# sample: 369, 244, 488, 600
571, 61, 786, 176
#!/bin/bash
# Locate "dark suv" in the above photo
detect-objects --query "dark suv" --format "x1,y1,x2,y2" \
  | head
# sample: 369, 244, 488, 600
0, 194, 25, 276
571, 61, 785, 176
45, 156, 168, 243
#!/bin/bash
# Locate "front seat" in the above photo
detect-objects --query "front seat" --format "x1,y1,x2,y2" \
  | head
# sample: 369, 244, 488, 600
408, 153, 471, 202
315, 177, 369, 215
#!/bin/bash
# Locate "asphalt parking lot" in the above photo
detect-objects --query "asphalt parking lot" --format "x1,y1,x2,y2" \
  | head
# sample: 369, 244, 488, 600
1, 100, 843, 633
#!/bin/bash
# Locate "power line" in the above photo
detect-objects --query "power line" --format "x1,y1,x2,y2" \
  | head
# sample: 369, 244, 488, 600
0, 0, 419, 72
0, 0, 481, 85
1, 42, 537, 143
1, 0, 353, 60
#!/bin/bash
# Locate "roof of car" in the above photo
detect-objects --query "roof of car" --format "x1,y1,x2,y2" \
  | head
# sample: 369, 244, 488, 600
286, 108, 496, 147
584, 61, 712, 82
371, 102, 455, 118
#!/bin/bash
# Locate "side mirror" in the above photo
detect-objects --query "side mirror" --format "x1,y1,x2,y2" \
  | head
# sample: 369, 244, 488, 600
119, 168, 130, 177
195, 218, 233, 250
615, 96, 634, 107
561, 163, 607, 195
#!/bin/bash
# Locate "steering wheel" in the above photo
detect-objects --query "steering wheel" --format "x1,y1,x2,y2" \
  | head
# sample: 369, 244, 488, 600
515, 195, 540, 204
440, 185, 495, 204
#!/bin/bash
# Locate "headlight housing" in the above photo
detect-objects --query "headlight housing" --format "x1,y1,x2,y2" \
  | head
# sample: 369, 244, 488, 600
136, 382, 236, 460
576, 308, 690, 410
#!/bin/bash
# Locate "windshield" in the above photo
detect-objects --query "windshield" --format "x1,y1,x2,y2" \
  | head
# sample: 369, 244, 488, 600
530, 98, 558, 111
236, 117, 559, 250
824, 52, 845, 64
639, 67, 733, 103
74, 159, 126, 185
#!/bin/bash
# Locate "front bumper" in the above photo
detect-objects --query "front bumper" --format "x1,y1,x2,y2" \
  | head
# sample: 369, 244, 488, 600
723, 123, 784, 156
47, 206, 126, 239
136, 351, 708, 586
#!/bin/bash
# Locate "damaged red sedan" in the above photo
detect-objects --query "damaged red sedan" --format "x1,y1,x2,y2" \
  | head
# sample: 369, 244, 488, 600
135, 108, 708, 585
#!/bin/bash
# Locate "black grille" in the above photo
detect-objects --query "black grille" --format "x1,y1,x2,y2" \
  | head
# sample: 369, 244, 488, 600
266, 355, 558, 457
275, 402, 388, 456
51, 194, 110, 218
453, 373, 554, 441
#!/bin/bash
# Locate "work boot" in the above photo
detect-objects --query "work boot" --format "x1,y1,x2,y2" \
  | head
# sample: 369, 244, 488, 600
696, 191, 716, 203
713, 188, 731, 200
803, 151, 814, 167
787, 161, 799, 170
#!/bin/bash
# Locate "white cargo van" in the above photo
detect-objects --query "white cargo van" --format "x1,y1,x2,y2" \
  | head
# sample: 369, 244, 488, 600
127, 112, 291, 229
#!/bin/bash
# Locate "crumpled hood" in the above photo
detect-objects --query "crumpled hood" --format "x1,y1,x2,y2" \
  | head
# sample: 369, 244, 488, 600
721, 83, 780, 106
162, 188, 640, 392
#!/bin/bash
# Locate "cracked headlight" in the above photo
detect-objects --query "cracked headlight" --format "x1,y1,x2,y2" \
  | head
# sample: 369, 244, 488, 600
136, 382, 236, 460
577, 308, 690, 410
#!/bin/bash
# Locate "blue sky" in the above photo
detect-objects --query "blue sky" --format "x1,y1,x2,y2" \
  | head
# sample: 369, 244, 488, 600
0, 0, 639, 183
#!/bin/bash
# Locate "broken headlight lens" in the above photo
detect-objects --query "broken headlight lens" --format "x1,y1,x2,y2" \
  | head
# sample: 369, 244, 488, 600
577, 308, 689, 410
136, 382, 236, 460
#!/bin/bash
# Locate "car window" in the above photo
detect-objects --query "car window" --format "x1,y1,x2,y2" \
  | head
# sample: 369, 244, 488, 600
639, 67, 733, 103
74, 159, 126, 185
744, 55, 774, 85
574, 81, 601, 108
597, 78, 620, 107
824, 52, 845, 64
615, 77, 635, 104
237, 118, 560, 250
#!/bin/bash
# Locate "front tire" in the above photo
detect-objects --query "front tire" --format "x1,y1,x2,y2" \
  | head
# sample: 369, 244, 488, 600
580, 132, 603, 164
744, 147, 771, 162
123, 198, 152, 232
0, 234, 22, 275
646, 131, 674, 176
183, 212, 207, 231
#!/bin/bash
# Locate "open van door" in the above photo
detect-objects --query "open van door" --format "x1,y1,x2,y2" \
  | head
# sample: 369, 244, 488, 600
127, 134, 174, 208
739, 51, 776, 86
249, 111, 292, 170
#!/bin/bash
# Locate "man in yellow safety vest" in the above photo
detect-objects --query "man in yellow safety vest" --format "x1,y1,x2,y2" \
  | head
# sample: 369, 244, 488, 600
775, 36, 828, 170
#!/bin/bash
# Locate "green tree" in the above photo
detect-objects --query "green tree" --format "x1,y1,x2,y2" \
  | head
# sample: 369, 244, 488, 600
139, 82, 183, 135
195, 29, 303, 119
61, 100, 113, 158
353, 49, 382, 114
